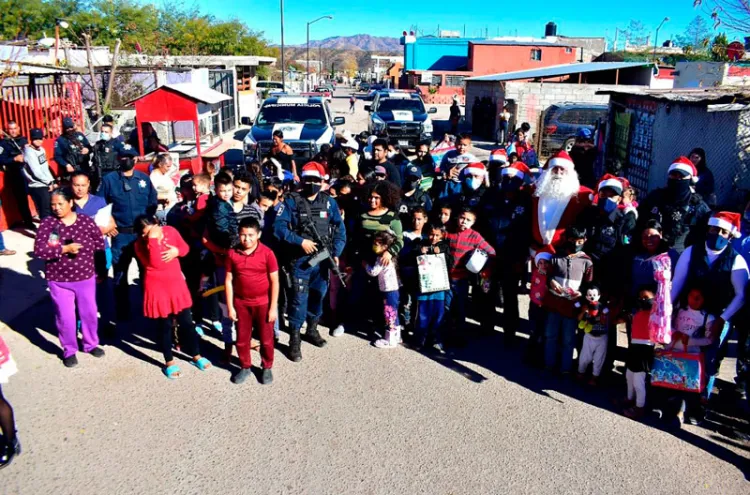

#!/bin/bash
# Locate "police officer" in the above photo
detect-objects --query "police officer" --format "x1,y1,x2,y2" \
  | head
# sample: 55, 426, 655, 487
397, 164, 432, 227
0, 120, 35, 229
54, 117, 92, 184
98, 146, 157, 332
637, 156, 711, 254
478, 162, 532, 346
92, 122, 123, 192
274, 162, 346, 362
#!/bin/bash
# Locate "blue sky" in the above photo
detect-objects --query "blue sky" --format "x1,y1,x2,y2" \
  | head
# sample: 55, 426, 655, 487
193, 0, 734, 46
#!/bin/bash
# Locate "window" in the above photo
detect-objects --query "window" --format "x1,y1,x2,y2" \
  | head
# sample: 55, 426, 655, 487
431, 74, 442, 86
445, 75, 466, 88
565, 47, 573, 54
531, 49, 542, 61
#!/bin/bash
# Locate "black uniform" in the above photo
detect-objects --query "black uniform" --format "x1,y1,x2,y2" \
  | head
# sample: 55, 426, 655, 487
0, 135, 34, 226
54, 131, 92, 183
637, 187, 711, 254
478, 187, 532, 342
92, 138, 124, 192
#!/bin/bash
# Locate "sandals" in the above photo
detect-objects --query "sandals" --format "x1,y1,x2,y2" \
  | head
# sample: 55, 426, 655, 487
163, 364, 181, 379
191, 357, 212, 371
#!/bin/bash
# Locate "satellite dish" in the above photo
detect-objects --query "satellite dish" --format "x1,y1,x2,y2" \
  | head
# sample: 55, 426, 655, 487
38, 38, 56, 48
727, 41, 745, 61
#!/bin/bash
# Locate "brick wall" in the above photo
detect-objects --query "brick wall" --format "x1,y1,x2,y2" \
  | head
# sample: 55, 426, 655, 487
465, 81, 645, 140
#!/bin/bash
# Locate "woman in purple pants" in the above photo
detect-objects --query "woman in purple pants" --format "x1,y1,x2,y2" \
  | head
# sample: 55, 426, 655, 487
34, 188, 105, 367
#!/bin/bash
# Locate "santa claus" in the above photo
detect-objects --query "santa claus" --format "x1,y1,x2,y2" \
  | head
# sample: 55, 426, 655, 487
531, 150, 594, 253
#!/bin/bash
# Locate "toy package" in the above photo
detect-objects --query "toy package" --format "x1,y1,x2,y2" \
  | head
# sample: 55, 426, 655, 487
651, 350, 704, 392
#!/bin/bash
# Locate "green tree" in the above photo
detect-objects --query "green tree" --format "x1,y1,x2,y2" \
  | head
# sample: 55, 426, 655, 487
711, 32, 730, 61
623, 20, 648, 46
674, 15, 712, 52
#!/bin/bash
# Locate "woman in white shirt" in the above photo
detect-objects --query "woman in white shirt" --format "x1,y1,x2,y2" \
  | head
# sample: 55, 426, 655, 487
149, 153, 178, 217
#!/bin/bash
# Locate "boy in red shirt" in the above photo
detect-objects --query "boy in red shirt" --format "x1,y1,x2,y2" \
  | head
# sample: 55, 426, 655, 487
225, 217, 280, 385
445, 208, 496, 336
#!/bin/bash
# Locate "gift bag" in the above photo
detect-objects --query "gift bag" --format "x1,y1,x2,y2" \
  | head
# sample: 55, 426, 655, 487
650, 350, 705, 393
430, 142, 455, 173
417, 253, 450, 294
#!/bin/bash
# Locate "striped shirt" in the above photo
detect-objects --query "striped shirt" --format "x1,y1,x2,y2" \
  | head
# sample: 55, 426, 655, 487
445, 228, 495, 280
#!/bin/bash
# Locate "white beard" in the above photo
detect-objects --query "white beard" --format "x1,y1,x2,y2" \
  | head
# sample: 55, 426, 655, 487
535, 169, 580, 200
535, 168, 580, 245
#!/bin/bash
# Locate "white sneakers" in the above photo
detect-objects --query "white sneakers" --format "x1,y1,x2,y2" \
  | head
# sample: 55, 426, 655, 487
373, 328, 402, 349
331, 325, 345, 337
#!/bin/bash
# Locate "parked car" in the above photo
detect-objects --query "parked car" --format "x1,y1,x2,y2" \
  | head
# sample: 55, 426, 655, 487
359, 82, 371, 92
541, 103, 608, 154
313, 87, 333, 102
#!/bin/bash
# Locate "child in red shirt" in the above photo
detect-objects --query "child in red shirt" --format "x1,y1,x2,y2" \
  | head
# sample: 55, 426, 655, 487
621, 287, 657, 420
444, 208, 495, 335
525, 250, 551, 367
225, 217, 280, 385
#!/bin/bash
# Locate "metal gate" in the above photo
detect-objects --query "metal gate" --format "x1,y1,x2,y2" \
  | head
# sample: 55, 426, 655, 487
209, 70, 236, 134
0, 81, 84, 138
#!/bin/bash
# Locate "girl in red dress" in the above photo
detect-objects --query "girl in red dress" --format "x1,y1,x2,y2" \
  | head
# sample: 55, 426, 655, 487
135, 216, 211, 378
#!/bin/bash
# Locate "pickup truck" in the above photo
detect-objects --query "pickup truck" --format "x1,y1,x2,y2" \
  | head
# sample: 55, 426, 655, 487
366, 91, 436, 149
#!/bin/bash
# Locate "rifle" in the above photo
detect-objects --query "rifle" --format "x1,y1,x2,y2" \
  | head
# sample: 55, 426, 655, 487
299, 201, 346, 288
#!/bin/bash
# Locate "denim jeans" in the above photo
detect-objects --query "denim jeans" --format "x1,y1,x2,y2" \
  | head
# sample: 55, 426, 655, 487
545, 311, 578, 372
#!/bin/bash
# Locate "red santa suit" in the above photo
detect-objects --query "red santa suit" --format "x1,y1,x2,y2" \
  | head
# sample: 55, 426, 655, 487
530, 151, 593, 253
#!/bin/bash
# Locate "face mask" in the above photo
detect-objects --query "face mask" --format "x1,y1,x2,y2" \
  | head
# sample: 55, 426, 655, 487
302, 182, 322, 197
638, 297, 654, 311
601, 197, 618, 214
404, 179, 419, 191
387, 151, 397, 159
100, 132, 111, 141
667, 178, 691, 202
706, 232, 729, 251
568, 242, 584, 253
466, 177, 482, 191
120, 159, 135, 172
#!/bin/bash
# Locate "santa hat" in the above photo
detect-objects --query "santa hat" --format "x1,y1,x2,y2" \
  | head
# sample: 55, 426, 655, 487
534, 248, 553, 266
708, 211, 742, 238
546, 150, 574, 171
501, 162, 531, 181
668, 156, 699, 183
300, 161, 328, 180
597, 174, 629, 195
462, 162, 487, 177
490, 148, 508, 165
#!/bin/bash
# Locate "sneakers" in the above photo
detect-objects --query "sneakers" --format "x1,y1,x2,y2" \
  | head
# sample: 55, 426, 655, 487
431, 343, 446, 355
195, 325, 205, 337
62, 355, 78, 368
624, 406, 645, 420
261, 368, 273, 385
305, 320, 327, 348
374, 338, 399, 349
374, 328, 401, 349
89, 347, 105, 358
211, 320, 223, 335
231, 368, 251, 385
331, 325, 345, 337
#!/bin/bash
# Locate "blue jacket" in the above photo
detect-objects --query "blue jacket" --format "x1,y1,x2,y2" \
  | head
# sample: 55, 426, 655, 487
274, 193, 346, 259
98, 171, 157, 228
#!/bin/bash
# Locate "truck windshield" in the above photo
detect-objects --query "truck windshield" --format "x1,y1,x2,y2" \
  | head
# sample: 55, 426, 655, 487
256, 103, 326, 126
376, 98, 425, 113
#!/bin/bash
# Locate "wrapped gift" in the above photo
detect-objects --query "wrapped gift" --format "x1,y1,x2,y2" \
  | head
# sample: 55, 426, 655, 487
651, 350, 704, 393
417, 253, 450, 294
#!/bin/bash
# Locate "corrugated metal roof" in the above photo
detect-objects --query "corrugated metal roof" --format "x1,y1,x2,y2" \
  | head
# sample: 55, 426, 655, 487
596, 86, 750, 103
470, 40, 575, 47
466, 62, 653, 82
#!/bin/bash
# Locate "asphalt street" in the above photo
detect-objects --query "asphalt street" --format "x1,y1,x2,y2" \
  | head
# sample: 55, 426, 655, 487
0, 87, 747, 494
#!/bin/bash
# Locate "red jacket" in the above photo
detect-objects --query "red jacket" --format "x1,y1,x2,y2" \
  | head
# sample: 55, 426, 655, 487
531, 187, 593, 254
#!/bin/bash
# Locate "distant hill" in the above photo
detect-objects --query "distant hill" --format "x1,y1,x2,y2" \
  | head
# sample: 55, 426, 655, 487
295, 34, 401, 52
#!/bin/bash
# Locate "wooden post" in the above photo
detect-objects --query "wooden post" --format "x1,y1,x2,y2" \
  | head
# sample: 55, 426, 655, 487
578, 72, 582, 84
103, 39, 121, 112
615, 68, 620, 85
83, 33, 102, 127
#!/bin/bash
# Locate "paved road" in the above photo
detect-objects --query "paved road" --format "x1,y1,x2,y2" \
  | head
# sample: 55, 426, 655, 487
0, 87, 747, 493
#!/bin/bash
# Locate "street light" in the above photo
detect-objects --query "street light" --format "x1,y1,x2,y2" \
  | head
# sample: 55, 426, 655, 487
307, 15, 333, 91
280, 0, 285, 90
54, 18, 70, 67
653, 17, 669, 61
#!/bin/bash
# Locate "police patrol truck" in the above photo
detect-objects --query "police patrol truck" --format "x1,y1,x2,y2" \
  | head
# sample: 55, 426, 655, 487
243, 94, 345, 163
366, 91, 436, 149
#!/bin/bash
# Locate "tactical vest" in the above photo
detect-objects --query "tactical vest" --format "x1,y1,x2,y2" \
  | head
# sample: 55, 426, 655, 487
686, 241, 738, 316
96, 140, 119, 173
589, 210, 628, 260
291, 192, 331, 243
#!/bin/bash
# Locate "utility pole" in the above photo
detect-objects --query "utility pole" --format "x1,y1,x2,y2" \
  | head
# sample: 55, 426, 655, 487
82, 33, 102, 121
280, 0, 285, 89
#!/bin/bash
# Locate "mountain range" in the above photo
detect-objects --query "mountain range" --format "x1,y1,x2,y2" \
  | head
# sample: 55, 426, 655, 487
293, 34, 401, 53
